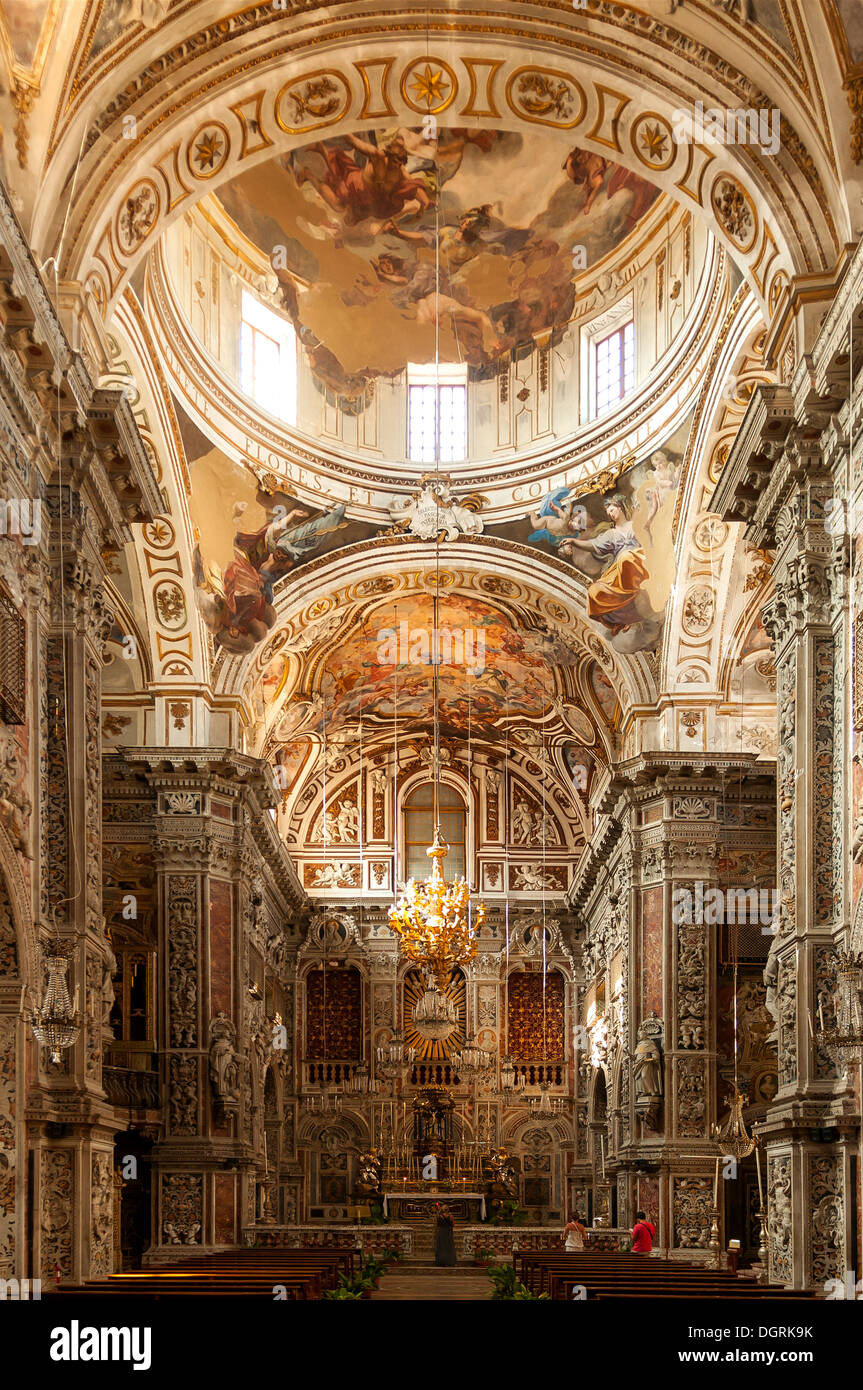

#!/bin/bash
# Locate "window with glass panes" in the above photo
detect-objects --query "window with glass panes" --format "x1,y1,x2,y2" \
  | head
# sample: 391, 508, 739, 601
407, 363, 467, 462
239, 289, 297, 423
404, 783, 466, 881
594, 320, 634, 414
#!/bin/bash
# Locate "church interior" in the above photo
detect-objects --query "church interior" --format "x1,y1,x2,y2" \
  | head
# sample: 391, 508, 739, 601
1, 0, 863, 1326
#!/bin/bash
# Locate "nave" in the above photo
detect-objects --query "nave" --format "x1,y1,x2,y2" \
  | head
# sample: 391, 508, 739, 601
0, 0, 861, 1358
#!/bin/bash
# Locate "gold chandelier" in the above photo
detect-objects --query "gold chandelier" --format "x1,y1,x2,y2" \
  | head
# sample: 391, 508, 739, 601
712, 1088, 757, 1161
387, 184, 486, 1000
389, 828, 483, 990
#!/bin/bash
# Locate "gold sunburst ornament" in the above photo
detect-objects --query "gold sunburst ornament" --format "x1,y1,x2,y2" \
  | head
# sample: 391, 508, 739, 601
389, 829, 483, 989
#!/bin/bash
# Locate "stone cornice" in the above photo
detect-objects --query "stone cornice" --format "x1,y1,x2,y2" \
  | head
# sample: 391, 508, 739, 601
709, 383, 794, 528
121, 746, 307, 910
567, 813, 624, 916
601, 752, 764, 795
810, 238, 863, 400
0, 181, 162, 545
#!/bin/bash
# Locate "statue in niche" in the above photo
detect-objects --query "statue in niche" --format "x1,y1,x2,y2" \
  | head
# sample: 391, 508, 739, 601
209, 1012, 241, 1111
101, 934, 118, 1037
763, 928, 780, 1047
632, 1013, 663, 1130
356, 1149, 382, 1198
487, 1148, 518, 1209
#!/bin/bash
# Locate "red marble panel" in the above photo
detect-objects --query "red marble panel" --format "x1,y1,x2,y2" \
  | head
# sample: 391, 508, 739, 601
640, 885, 663, 1019
209, 880, 233, 1018
214, 1173, 235, 1245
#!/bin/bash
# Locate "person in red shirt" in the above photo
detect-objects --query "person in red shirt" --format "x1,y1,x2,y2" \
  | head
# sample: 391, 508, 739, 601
631, 1210, 655, 1253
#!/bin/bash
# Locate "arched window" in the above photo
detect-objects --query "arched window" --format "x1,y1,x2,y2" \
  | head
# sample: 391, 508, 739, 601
239, 289, 297, 424
404, 783, 466, 881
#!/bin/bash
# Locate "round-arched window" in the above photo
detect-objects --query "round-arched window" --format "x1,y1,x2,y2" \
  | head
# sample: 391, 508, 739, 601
404, 783, 466, 880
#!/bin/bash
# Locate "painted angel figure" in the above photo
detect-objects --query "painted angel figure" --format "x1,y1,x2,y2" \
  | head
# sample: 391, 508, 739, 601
527, 489, 586, 547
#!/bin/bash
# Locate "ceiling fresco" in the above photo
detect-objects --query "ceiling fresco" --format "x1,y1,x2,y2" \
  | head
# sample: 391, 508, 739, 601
302, 592, 557, 738
485, 413, 692, 654
183, 401, 691, 659
215, 126, 661, 397
0, 0, 52, 68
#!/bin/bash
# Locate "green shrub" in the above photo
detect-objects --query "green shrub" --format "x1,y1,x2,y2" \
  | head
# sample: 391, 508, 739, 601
487, 1262, 550, 1300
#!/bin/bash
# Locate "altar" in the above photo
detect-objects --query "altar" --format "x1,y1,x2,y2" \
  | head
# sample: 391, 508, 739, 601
382, 1191, 487, 1222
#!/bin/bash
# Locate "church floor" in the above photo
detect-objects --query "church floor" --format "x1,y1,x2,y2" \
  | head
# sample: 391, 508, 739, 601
371, 1262, 491, 1301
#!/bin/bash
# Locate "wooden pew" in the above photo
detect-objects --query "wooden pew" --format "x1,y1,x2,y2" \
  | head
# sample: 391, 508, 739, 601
51, 1248, 358, 1301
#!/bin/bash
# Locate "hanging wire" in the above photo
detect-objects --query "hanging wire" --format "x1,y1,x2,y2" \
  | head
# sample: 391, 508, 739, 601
541, 670, 550, 1069
48, 262, 84, 937
504, 699, 511, 1061
432, 97, 442, 835
358, 700, 364, 942
392, 601, 399, 899
847, 312, 856, 947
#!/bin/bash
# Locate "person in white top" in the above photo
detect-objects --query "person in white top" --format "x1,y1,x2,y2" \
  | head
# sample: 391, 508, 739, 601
562, 1214, 588, 1251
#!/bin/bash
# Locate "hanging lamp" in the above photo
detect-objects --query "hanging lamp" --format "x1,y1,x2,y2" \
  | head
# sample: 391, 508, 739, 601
30, 934, 80, 1064
712, 890, 757, 1161
387, 139, 484, 988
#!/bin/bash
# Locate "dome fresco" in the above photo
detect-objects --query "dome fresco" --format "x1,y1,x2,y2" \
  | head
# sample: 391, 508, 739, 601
215, 126, 661, 397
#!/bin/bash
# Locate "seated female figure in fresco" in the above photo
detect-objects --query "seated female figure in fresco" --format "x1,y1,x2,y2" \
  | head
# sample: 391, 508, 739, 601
559, 494, 650, 635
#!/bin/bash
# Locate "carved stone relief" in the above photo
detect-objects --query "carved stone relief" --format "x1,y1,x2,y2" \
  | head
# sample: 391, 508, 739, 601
768, 1154, 792, 1285
162, 1173, 203, 1245
776, 955, 797, 1088
677, 923, 706, 1049
808, 1155, 843, 1287
40, 1149, 74, 1281
672, 1176, 712, 1249
168, 876, 198, 1047
0, 1016, 16, 1275
677, 1056, 707, 1138
90, 1151, 113, 1278
169, 1055, 198, 1135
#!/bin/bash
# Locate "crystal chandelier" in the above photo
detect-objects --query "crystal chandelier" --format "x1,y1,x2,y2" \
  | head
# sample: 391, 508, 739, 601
412, 976, 457, 1040
375, 1033, 416, 1081
303, 1086, 342, 1116
498, 1056, 526, 1097
528, 1082, 565, 1121
343, 1061, 380, 1096
30, 940, 80, 1064
387, 522, 485, 987
451, 1034, 491, 1080
818, 950, 863, 1073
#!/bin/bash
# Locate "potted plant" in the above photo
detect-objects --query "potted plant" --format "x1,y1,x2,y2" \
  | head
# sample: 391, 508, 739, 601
473, 1246, 495, 1268
487, 1263, 549, 1300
